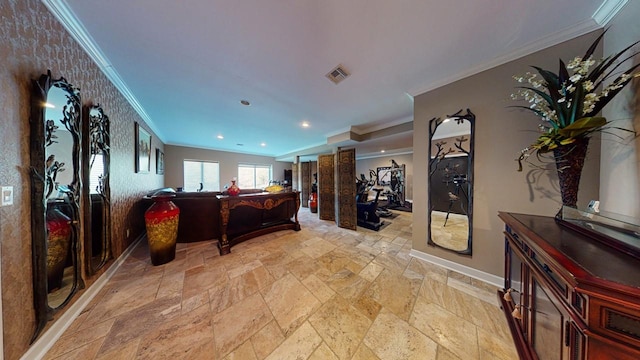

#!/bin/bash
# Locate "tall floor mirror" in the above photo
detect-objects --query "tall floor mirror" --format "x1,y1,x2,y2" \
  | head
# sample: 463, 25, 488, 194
29, 71, 84, 341
84, 104, 112, 274
428, 109, 475, 255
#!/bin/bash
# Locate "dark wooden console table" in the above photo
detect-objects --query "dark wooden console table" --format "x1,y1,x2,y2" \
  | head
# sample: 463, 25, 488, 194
498, 212, 640, 360
217, 191, 301, 255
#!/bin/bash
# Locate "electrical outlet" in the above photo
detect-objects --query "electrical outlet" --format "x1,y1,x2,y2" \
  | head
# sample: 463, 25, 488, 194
1, 186, 13, 206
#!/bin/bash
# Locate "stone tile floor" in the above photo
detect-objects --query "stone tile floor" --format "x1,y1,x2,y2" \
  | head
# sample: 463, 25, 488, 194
44, 209, 517, 359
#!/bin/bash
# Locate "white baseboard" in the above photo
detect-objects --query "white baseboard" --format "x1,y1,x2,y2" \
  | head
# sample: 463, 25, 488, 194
409, 249, 504, 288
21, 236, 144, 360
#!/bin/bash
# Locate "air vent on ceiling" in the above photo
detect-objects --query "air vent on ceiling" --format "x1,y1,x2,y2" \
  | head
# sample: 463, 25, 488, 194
326, 64, 350, 84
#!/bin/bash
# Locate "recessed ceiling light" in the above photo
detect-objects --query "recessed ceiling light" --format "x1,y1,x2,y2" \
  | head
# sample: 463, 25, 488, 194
217, 135, 224, 139
240, 100, 250, 106
301, 121, 310, 128
381, 150, 385, 153
260, 142, 266, 147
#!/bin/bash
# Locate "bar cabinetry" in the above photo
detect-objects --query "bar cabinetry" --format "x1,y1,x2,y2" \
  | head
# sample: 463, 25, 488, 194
498, 212, 640, 360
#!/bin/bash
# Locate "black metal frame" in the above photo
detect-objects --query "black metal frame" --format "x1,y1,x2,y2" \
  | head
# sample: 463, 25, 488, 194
427, 108, 475, 255
83, 104, 112, 275
29, 71, 84, 342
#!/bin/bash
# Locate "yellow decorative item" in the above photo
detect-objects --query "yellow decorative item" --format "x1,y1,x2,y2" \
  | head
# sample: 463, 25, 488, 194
264, 184, 284, 193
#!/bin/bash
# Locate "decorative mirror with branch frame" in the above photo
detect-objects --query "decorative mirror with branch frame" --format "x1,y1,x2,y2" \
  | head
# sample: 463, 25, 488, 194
83, 104, 112, 274
29, 71, 84, 341
428, 109, 475, 255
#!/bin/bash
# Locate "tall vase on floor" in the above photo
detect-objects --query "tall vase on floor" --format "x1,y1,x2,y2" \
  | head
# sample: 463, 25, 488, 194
145, 193, 180, 265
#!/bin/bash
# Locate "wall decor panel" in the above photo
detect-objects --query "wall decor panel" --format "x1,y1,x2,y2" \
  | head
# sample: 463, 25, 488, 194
337, 149, 356, 230
301, 162, 310, 208
318, 154, 335, 221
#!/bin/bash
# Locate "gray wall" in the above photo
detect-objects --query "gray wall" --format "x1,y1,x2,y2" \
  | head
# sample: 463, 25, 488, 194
164, 145, 292, 190
413, 31, 604, 277
600, 2, 640, 218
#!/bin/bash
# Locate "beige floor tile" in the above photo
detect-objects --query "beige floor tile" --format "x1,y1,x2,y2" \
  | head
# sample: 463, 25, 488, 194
325, 269, 370, 302
44, 318, 113, 359
82, 272, 163, 327
212, 293, 273, 357
264, 322, 323, 360
364, 309, 438, 360
409, 298, 479, 359
351, 343, 381, 360
261, 273, 321, 336
45, 337, 104, 360
301, 274, 336, 303
477, 326, 519, 360
365, 269, 420, 321
182, 263, 229, 300
44, 211, 518, 360
309, 342, 339, 360
99, 295, 182, 353
358, 262, 385, 282
157, 270, 185, 298
94, 339, 140, 360
301, 237, 337, 258
250, 321, 285, 360
308, 296, 372, 359
135, 304, 214, 359
225, 341, 258, 360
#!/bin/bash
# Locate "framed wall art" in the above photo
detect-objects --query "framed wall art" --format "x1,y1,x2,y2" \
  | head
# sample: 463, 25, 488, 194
135, 122, 151, 173
156, 148, 164, 175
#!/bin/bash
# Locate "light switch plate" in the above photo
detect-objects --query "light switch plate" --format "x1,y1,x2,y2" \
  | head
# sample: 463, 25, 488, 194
1, 186, 13, 206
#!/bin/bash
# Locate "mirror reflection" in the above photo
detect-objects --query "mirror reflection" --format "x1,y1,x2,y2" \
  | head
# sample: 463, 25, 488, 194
428, 109, 474, 255
85, 105, 111, 273
45, 84, 80, 307
30, 71, 83, 341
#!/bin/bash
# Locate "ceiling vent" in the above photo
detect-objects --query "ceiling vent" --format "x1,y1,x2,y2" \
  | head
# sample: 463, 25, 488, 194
326, 64, 350, 84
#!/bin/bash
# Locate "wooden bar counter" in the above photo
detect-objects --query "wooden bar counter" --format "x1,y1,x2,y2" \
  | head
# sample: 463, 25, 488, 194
217, 191, 301, 255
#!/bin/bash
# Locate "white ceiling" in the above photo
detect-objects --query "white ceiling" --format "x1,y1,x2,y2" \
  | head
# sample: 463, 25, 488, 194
47, 0, 621, 160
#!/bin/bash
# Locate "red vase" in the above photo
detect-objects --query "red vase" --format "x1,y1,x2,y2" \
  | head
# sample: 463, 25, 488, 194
309, 193, 318, 213
46, 206, 72, 291
144, 194, 180, 265
228, 180, 240, 196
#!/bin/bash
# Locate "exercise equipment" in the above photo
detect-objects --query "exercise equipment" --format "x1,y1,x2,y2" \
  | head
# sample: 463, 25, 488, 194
380, 159, 412, 212
356, 170, 385, 230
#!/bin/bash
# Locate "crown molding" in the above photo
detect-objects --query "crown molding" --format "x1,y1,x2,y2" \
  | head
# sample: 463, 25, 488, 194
409, 18, 602, 97
593, 0, 628, 26
40, 0, 163, 141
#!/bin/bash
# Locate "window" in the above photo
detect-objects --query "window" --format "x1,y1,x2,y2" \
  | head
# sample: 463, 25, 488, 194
238, 164, 271, 189
88, 154, 104, 194
183, 160, 220, 191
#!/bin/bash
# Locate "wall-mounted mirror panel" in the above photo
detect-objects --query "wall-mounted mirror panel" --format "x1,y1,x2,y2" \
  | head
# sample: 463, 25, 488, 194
30, 71, 83, 341
428, 109, 475, 255
84, 104, 112, 274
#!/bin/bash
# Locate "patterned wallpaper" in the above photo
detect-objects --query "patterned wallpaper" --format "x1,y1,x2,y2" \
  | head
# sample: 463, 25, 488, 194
0, 1, 163, 358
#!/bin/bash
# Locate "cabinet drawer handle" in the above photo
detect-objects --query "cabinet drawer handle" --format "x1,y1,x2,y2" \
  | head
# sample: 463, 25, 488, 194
503, 288, 519, 302
512, 305, 523, 320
